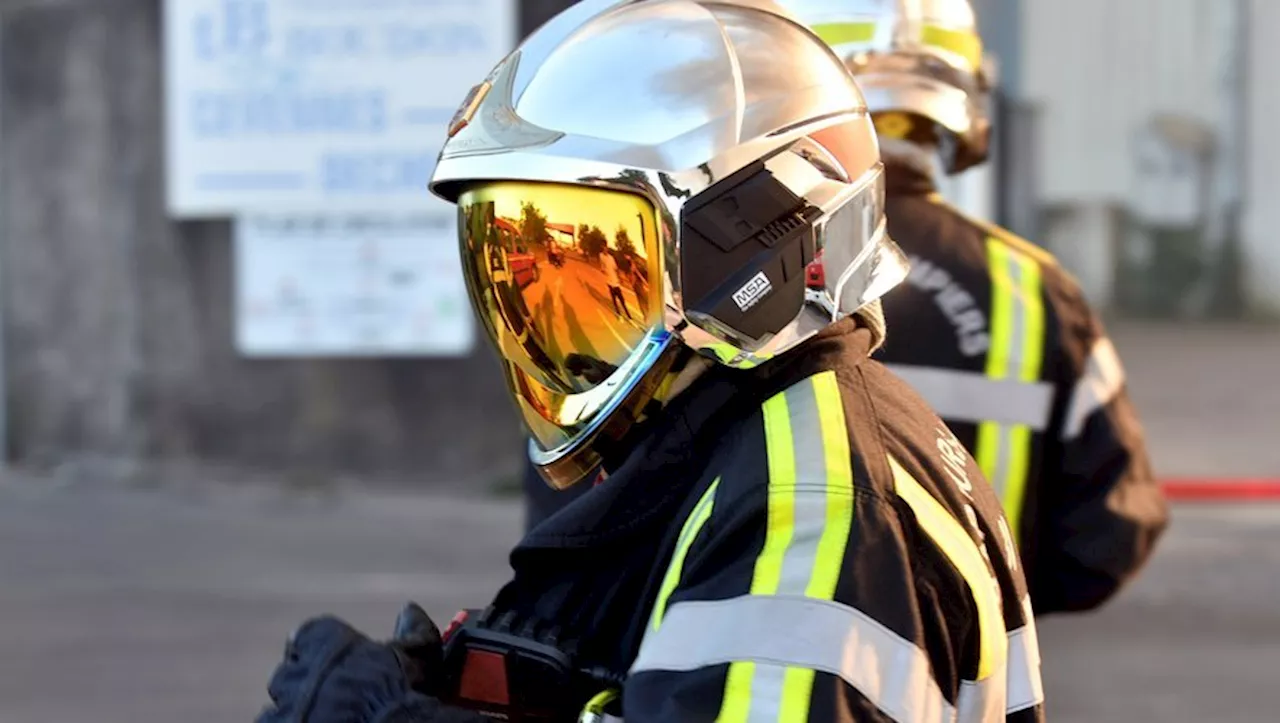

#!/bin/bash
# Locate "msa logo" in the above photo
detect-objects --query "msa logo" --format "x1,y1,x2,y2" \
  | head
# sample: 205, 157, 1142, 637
732, 271, 773, 311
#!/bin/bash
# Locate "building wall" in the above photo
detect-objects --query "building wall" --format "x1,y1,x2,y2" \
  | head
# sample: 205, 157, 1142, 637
1022, 0, 1220, 204
1242, 0, 1280, 314
0, 0, 552, 481
1021, 0, 1278, 315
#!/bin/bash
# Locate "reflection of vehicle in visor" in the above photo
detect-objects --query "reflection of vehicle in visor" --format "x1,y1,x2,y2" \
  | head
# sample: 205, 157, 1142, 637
457, 181, 665, 457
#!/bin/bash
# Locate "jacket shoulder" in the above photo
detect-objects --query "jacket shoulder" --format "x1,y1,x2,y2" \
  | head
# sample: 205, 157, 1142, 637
707, 360, 1018, 546
939, 202, 1101, 339
959, 210, 1090, 302
853, 359, 980, 505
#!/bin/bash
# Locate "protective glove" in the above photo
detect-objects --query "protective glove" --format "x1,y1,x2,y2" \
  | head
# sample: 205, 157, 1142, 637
255, 603, 485, 723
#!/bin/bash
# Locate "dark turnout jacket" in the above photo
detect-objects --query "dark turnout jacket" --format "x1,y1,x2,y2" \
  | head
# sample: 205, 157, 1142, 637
498, 318, 1044, 721
874, 162, 1168, 614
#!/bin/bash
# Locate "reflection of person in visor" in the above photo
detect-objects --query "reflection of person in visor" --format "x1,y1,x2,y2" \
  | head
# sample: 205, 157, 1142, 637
255, 2, 1044, 722
598, 248, 631, 320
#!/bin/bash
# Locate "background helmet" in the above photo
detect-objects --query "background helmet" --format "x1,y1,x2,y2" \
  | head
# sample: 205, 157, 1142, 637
779, 0, 993, 174
430, 0, 908, 487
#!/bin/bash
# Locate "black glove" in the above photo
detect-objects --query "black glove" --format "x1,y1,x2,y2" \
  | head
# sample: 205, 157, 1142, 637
256, 603, 484, 723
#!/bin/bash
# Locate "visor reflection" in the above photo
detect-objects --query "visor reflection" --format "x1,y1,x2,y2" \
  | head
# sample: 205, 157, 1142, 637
458, 182, 662, 398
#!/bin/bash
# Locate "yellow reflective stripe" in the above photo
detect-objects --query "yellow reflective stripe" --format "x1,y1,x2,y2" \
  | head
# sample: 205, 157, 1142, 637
578, 688, 621, 722
781, 372, 855, 719
921, 24, 984, 69
754, 392, 796, 595
719, 661, 756, 723
718, 372, 857, 722
984, 241, 1017, 379
1003, 423, 1033, 534
1018, 261, 1046, 385
719, 391, 797, 723
808, 372, 855, 600
780, 664, 817, 722
889, 454, 1006, 681
649, 478, 720, 632
978, 238, 1045, 539
811, 21, 877, 47
1006, 254, 1043, 535
986, 226, 1059, 270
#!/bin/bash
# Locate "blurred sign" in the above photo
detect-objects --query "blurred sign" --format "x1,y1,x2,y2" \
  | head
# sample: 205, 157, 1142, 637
234, 214, 474, 357
163, 0, 516, 216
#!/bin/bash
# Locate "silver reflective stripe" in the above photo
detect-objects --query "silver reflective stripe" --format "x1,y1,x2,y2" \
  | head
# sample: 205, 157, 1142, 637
1062, 337, 1125, 440
630, 595, 955, 723
742, 377, 845, 720
954, 617, 1044, 720
956, 673, 1003, 722
977, 240, 1045, 523
886, 363, 1053, 430
1006, 597, 1045, 713
985, 423, 1016, 499
773, 380, 830, 594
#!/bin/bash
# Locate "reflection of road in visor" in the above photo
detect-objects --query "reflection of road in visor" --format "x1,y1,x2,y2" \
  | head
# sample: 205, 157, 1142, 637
457, 182, 664, 400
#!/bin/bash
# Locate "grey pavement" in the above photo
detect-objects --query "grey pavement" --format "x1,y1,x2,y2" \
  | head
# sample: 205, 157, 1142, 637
1111, 321, 1280, 478
0, 474, 521, 723
1, 471, 1278, 722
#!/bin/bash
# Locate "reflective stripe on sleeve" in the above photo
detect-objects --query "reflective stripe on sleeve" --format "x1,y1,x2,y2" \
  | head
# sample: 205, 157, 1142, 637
888, 455, 1007, 689
631, 595, 954, 723
648, 478, 720, 632
976, 238, 1046, 538
885, 363, 1053, 430
1006, 596, 1045, 713
717, 372, 856, 722
1061, 337, 1125, 441
632, 592, 1034, 723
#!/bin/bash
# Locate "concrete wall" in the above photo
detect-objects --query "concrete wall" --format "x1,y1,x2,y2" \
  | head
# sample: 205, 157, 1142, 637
1023, 0, 1221, 205
1020, 0, 1272, 317
0, 0, 588, 481
1242, 1, 1280, 315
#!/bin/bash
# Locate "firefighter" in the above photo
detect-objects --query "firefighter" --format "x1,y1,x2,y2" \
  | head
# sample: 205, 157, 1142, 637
521, 0, 1170, 617
771, 0, 1169, 615
256, 2, 1044, 721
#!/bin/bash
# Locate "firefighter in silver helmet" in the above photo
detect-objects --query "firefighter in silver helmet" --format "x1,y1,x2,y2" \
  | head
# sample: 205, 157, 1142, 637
775, 0, 1169, 615
256, 2, 1044, 721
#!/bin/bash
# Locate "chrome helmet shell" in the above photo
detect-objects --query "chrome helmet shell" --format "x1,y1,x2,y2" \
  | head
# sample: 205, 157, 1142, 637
431, 0, 907, 486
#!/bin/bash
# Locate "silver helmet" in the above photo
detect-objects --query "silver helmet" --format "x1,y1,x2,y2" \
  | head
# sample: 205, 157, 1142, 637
779, 0, 993, 174
430, 0, 908, 487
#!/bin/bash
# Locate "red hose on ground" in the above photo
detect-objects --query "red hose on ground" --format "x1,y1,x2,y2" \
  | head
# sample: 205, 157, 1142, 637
1162, 479, 1280, 501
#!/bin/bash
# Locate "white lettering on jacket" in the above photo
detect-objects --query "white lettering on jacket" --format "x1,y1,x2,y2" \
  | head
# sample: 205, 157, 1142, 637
905, 255, 990, 357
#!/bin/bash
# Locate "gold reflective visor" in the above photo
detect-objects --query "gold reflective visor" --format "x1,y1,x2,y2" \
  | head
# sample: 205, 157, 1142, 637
457, 182, 665, 455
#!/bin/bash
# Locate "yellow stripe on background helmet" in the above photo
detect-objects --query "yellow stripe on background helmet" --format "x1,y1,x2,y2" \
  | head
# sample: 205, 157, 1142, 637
781, 0, 993, 174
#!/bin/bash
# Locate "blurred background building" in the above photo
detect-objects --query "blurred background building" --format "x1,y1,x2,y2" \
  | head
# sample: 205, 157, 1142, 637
0, 0, 1274, 484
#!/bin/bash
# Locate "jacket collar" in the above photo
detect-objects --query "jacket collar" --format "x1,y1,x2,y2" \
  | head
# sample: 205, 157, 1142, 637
518, 316, 877, 548
881, 139, 941, 198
